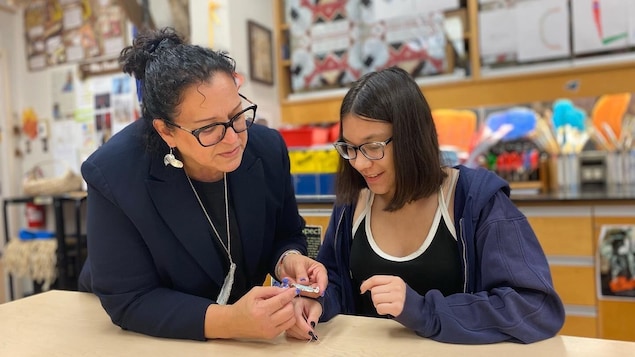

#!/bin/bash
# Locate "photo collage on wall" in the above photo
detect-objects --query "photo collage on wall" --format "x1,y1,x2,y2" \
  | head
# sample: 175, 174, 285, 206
23, 0, 126, 71
90, 75, 135, 146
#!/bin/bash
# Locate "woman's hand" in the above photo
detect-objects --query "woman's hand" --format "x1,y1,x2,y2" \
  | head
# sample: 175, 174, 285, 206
360, 275, 407, 317
285, 297, 323, 341
205, 285, 299, 339
278, 254, 328, 298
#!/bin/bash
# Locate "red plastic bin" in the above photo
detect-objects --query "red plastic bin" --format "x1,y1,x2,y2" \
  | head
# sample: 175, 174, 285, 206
279, 126, 330, 147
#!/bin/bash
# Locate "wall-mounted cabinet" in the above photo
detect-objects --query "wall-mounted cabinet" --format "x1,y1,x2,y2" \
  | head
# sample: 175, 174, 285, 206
273, 0, 635, 125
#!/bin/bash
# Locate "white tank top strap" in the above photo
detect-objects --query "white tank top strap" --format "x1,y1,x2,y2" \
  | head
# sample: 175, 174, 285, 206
352, 189, 374, 234
438, 169, 459, 240
445, 169, 459, 207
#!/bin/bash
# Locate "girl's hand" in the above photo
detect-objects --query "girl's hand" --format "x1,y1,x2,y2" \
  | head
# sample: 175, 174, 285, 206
360, 275, 407, 317
285, 297, 323, 341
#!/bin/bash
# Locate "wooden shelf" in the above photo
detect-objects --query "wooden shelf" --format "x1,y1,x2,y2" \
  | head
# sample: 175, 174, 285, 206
278, 62, 635, 124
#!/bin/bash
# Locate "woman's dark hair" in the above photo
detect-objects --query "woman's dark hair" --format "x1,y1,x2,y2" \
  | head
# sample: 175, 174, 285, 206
119, 27, 236, 151
335, 66, 447, 211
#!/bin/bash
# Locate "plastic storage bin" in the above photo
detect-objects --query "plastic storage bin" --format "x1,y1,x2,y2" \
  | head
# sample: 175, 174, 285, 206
279, 126, 330, 147
293, 173, 336, 195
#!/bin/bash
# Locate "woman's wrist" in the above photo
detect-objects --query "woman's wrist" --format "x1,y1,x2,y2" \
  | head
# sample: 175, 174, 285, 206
204, 303, 233, 339
275, 249, 301, 281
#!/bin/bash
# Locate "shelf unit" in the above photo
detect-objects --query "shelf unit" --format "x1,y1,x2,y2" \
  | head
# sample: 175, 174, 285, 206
2, 192, 87, 300
273, 0, 635, 125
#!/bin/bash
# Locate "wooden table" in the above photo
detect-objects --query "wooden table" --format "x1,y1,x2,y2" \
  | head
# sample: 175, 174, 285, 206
1, 290, 634, 356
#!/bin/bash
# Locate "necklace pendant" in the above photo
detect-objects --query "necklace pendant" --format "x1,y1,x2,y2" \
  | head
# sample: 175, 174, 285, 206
216, 262, 236, 305
186, 173, 235, 305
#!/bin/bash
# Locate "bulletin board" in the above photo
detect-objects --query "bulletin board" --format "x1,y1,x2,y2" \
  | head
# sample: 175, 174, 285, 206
23, 0, 126, 71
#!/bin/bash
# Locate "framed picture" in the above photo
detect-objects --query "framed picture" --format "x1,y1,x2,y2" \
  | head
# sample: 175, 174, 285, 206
247, 20, 274, 85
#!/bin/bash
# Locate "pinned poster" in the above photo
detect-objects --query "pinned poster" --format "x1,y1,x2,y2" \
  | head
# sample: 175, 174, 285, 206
597, 225, 635, 300
572, 0, 629, 55
479, 7, 517, 57
516, 0, 570, 62
51, 69, 76, 121
303, 225, 322, 259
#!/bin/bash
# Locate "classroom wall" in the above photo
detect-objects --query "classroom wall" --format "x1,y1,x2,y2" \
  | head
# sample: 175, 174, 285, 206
190, 0, 280, 126
0, 2, 279, 301
228, 0, 279, 126
0, 1, 279, 198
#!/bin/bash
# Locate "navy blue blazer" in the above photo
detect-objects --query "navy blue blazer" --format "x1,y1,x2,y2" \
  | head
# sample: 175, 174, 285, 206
79, 119, 307, 340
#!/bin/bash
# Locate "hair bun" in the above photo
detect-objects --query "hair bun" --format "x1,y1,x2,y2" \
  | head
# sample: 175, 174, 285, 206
148, 38, 167, 54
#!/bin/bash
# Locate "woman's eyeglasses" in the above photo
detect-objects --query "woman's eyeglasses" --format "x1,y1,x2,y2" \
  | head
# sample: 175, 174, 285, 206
166, 94, 257, 147
333, 137, 392, 160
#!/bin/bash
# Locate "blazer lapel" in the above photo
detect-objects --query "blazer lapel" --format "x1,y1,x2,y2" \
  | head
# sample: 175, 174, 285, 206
228, 148, 265, 278
146, 156, 226, 285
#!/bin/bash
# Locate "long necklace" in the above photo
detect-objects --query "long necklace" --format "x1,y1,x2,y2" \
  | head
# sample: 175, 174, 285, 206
186, 172, 235, 305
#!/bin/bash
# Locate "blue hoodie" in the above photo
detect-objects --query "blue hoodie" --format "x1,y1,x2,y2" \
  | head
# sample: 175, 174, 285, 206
317, 165, 565, 344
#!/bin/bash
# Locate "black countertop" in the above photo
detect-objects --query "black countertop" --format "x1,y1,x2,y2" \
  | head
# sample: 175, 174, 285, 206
508, 186, 635, 203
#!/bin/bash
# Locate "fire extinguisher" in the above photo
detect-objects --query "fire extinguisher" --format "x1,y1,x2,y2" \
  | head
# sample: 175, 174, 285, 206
25, 202, 46, 229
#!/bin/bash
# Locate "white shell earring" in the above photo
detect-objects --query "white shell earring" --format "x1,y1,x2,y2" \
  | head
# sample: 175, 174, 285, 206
164, 147, 183, 168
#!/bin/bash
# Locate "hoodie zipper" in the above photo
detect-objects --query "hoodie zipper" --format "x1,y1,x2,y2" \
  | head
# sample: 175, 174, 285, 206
459, 217, 468, 293
333, 208, 348, 278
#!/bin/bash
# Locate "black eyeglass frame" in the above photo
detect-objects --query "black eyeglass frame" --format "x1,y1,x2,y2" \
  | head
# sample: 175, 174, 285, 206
165, 93, 257, 147
333, 137, 393, 161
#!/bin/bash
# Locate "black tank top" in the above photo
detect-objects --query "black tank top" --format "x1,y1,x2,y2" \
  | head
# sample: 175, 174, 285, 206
192, 179, 248, 303
349, 215, 463, 318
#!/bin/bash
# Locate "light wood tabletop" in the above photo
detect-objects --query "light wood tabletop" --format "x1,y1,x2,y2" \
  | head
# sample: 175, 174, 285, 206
1, 290, 634, 356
